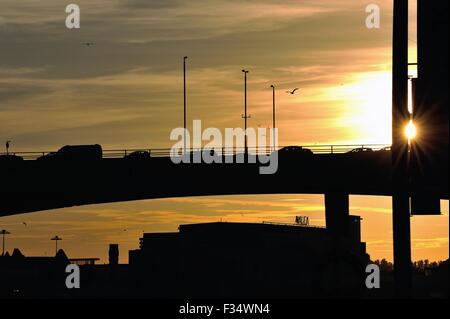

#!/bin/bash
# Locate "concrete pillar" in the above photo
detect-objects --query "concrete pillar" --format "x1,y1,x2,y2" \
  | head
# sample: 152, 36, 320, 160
392, 0, 412, 298
325, 192, 350, 237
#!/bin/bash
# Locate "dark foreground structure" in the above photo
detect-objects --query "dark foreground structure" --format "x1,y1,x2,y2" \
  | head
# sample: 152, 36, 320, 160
0, 249, 70, 298
0, 218, 369, 298
1, 218, 448, 299
391, 0, 449, 297
128, 219, 369, 298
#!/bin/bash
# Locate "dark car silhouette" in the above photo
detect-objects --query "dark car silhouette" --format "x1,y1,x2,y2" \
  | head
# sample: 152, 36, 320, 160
346, 147, 374, 154
124, 151, 151, 160
37, 152, 56, 160
37, 144, 103, 161
277, 146, 314, 157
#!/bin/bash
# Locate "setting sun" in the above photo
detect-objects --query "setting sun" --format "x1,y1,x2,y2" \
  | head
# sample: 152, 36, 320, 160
405, 120, 417, 140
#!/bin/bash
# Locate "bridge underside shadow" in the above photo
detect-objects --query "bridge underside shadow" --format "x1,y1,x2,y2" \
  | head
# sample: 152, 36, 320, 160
1, 152, 447, 217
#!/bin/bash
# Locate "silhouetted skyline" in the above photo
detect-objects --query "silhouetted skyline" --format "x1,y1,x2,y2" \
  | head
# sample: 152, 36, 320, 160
0, 0, 448, 299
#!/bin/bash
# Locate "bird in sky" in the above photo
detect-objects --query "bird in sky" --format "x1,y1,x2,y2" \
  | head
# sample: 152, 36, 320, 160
286, 88, 300, 94
81, 42, 94, 46
22, 222, 27, 226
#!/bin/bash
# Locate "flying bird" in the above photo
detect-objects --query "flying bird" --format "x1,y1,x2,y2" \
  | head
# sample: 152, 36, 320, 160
22, 222, 27, 227
286, 88, 300, 95
81, 42, 94, 46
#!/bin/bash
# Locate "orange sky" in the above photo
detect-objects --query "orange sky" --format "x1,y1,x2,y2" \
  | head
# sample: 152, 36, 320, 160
0, 0, 448, 263
0, 196, 448, 264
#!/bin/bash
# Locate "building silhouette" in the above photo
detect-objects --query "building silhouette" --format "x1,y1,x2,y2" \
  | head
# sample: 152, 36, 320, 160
1, 216, 448, 298
0, 248, 70, 298
128, 218, 369, 298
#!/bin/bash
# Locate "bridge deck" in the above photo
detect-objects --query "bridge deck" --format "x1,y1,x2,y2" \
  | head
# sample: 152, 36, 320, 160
0, 150, 447, 216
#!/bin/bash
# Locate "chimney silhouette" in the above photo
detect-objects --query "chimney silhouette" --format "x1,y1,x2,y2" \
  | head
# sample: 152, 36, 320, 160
109, 244, 119, 266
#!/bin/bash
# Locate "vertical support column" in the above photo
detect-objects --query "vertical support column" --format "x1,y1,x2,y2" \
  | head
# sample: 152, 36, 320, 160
392, 0, 412, 298
325, 192, 350, 237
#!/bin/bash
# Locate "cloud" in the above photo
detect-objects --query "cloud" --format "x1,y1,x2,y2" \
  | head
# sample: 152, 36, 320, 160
412, 237, 449, 250
122, 0, 181, 9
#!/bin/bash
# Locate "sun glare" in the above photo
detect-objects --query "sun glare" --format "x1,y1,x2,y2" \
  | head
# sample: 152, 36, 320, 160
405, 120, 417, 140
334, 72, 392, 144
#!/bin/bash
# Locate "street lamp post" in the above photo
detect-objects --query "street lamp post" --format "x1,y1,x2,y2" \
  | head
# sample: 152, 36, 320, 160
51, 235, 62, 255
242, 69, 251, 155
1, 229, 10, 256
270, 85, 276, 151
6, 140, 11, 155
183, 56, 188, 153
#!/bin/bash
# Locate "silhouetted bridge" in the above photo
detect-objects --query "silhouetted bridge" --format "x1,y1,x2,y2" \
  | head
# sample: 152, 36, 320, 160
0, 144, 448, 218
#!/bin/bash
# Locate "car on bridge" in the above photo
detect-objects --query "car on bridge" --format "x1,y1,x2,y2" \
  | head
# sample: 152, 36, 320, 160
378, 146, 391, 152
37, 144, 103, 161
277, 146, 314, 157
124, 151, 151, 160
346, 147, 374, 154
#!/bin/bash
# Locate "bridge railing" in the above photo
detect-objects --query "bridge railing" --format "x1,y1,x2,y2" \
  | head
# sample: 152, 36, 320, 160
262, 221, 325, 229
1, 144, 391, 160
